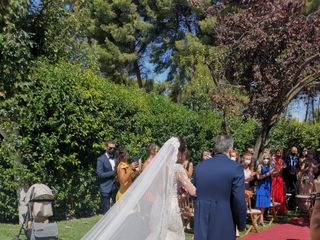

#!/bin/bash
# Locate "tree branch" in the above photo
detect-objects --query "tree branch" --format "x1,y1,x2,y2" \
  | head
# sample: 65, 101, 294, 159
291, 53, 320, 83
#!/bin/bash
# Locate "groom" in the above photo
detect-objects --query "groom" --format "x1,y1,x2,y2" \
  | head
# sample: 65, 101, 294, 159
194, 135, 246, 240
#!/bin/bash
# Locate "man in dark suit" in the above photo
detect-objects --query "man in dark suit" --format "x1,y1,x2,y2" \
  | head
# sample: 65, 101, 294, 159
283, 146, 299, 210
96, 140, 117, 214
194, 135, 246, 240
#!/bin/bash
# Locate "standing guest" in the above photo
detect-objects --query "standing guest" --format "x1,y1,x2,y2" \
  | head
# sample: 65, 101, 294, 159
243, 153, 256, 190
142, 143, 159, 170
96, 140, 118, 214
283, 146, 299, 209
230, 149, 241, 163
271, 149, 287, 215
255, 153, 275, 225
202, 150, 212, 161
115, 148, 139, 201
182, 149, 194, 178
194, 135, 246, 240
245, 145, 258, 170
297, 152, 316, 195
310, 178, 320, 240
283, 146, 300, 193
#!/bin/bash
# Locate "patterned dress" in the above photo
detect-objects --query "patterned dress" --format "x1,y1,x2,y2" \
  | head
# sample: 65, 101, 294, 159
255, 164, 272, 208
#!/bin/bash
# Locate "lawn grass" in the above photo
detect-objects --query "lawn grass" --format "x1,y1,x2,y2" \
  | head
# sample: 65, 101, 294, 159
0, 211, 297, 240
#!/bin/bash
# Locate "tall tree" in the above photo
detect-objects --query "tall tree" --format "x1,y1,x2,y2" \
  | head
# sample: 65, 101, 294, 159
213, 0, 320, 158
84, 0, 152, 88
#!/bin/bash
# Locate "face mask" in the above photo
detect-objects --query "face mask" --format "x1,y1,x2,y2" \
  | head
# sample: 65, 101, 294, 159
230, 157, 236, 161
263, 159, 269, 164
245, 160, 251, 165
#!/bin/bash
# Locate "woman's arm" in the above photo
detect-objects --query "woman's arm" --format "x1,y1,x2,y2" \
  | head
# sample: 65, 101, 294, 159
118, 163, 137, 185
257, 166, 274, 180
177, 169, 196, 196
187, 162, 194, 178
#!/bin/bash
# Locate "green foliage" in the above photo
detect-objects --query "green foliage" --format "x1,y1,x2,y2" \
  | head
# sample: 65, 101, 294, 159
0, 61, 259, 222
269, 118, 320, 153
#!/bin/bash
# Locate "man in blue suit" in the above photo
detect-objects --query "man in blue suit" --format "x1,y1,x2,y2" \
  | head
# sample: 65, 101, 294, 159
194, 135, 247, 240
96, 140, 118, 214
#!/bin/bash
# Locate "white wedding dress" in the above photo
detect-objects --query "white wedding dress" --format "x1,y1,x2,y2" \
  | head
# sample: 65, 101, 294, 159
81, 137, 195, 240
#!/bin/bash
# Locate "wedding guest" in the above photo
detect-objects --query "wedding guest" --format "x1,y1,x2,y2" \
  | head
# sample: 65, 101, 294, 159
142, 143, 159, 170
182, 149, 194, 178
96, 140, 118, 214
202, 150, 212, 161
230, 149, 240, 163
245, 145, 258, 170
297, 152, 316, 195
310, 178, 320, 240
255, 153, 275, 225
115, 148, 139, 201
271, 149, 287, 215
283, 146, 299, 193
242, 153, 255, 190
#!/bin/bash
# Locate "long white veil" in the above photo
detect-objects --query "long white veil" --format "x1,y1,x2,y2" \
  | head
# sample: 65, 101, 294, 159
81, 137, 180, 240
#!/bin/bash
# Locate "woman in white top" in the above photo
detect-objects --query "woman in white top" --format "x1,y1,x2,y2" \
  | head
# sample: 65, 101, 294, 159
242, 153, 256, 190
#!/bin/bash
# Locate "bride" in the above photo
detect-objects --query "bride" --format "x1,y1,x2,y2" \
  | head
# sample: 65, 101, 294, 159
82, 137, 196, 240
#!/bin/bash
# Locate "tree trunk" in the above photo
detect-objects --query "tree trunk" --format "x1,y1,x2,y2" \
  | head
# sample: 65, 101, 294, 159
134, 60, 143, 88
253, 121, 275, 161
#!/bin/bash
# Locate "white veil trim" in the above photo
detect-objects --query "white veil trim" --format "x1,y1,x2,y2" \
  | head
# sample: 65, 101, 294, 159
81, 137, 180, 240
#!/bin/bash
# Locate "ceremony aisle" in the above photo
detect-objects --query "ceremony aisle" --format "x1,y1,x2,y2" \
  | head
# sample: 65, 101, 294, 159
241, 217, 310, 240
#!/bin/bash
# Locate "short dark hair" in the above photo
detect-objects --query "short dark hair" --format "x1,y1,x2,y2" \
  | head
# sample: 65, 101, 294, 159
105, 140, 115, 147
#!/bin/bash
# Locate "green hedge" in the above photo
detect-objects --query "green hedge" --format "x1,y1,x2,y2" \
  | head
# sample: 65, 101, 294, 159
0, 61, 258, 222
269, 118, 320, 154
1, 61, 319, 223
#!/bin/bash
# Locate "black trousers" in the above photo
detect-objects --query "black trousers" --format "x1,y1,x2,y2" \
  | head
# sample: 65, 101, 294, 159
101, 191, 116, 214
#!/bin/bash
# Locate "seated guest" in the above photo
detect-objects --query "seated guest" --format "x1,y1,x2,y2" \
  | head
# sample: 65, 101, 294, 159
182, 149, 194, 178
255, 153, 275, 225
271, 149, 287, 215
116, 148, 139, 201
242, 153, 256, 190
142, 143, 159, 170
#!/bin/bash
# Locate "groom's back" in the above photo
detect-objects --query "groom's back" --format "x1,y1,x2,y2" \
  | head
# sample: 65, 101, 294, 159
195, 154, 239, 200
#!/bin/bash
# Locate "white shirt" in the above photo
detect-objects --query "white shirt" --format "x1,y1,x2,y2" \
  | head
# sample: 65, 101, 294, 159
106, 153, 115, 171
244, 168, 252, 183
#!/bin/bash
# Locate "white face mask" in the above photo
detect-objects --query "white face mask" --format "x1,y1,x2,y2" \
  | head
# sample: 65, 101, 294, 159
245, 160, 251, 165
263, 159, 269, 165
230, 157, 237, 161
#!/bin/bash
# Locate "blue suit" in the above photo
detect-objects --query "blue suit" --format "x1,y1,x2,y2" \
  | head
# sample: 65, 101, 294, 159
96, 153, 117, 214
194, 154, 246, 240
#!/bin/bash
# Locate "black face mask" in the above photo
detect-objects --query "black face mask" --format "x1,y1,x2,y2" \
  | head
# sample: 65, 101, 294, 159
107, 149, 115, 157
291, 153, 296, 156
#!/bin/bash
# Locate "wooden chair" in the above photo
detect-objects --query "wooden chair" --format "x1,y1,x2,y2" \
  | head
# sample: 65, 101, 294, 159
268, 197, 281, 225
245, 192, 261, 235
178, 193, 194, 232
